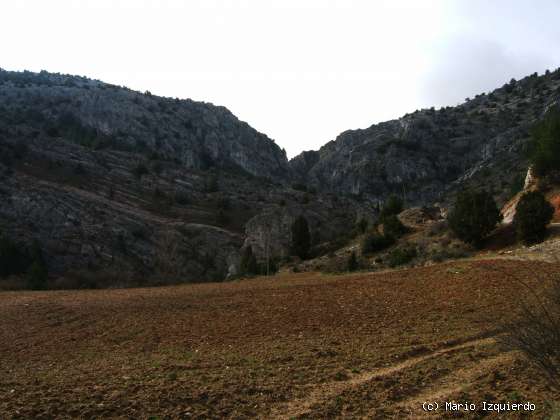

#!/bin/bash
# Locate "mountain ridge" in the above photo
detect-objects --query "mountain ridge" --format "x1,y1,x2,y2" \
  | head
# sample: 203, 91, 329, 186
1, 67, 560, 286
291, 68, 560, 206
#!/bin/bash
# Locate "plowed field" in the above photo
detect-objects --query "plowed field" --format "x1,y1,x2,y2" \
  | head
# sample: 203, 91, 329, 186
1, 259, 557, 418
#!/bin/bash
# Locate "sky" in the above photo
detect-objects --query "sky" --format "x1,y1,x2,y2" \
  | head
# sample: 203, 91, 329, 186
1, 0, 560, 158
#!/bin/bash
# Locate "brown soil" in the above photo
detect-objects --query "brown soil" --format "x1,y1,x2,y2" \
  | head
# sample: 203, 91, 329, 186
0, 259, 558, 418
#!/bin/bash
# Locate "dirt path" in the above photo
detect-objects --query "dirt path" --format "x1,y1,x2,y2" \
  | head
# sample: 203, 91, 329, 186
396, 351, 515, 417
269, 335, 497, 419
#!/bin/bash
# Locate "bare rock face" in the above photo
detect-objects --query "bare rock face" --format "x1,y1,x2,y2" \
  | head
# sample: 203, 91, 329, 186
291, 70, 560, 207
2, 68, 560, 286
0, 70, 288, 283
0, 70, 363, 284
0, 70, 290, 181
243, 195, 368, 262
0, 134, 245, 282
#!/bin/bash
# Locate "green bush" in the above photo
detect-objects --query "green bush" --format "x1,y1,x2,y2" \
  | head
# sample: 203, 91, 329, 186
383, 214, 408, 238
239, 246, 258, 276
514, 191, 554, 244
361, 232, 395, 254
448, 189, 502, 248
27, 261, 48, 290
0, 236, 48, 289
347, 251, 359, 272
388, 246, 417, 267
0, 233, 30, 277
380, 194, 403, 219
355, 218, 368, 234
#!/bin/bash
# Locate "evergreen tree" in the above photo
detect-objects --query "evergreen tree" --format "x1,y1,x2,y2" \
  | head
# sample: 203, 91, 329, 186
347, 251, 359, 272
514, 191, 554, 244
239, 246, 258, 276
356, 218, 368, 234
27, 261, 48, 290
448, 189, 502, 248
27, 240, 48, 289
0, 232, 29, 277
361, 232, 395, 255
379, 194, 404, 220
383, 214, 408, 238
291, 215, 311, 260
530, 107, 560, 176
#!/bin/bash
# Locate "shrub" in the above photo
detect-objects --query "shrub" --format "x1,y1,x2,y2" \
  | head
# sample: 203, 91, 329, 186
356, 218, 368, 234
501, 272, 560, 389
430, 248, 468, 263
380, 194, 403, 219
291, 215, 311, 260
383, 214, 408, 238
514, 191, 554, 244
0, 233, 30, 277
347, 251, 359, 272
0, 236, 48, 289
27, 260, 48, 290
239, 246, 258, 276
387, 246, 417, 267
361, 233, 395, 255
448, 189, 502, 248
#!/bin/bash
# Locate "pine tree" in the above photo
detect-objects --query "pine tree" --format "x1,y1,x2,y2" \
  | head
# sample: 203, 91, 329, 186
448, 189, 502, 248
382, 214, 408, 238
530, 106, 560, 176
380, 194, 403, 220
347, 251, 359, 272
514, 191, 554, 244
239, 246, 258, 276
27, 261, 48, 290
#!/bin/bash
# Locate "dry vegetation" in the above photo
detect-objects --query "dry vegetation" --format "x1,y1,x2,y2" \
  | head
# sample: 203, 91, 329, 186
1, 259, 558, 418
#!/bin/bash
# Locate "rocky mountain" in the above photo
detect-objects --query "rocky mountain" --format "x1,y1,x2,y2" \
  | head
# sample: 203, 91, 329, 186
291, 69, 560, 207
0, 70, 290, 179
1, 68, 560, 287
0, 69, 365, 286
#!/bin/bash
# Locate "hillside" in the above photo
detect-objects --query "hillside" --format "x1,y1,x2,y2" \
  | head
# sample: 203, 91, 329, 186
0, 70, 290, 179
2, 68, 560, 287
292, 70, 560, 207
0, 69, 365, 285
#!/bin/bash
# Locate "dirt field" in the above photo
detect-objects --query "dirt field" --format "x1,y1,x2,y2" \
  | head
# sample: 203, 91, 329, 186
1, 259, 558, 418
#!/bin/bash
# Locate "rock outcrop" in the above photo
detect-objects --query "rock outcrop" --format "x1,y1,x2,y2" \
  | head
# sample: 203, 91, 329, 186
292, 70, 560, 207
2, 68, 560, 286
0, 70, 290, 180
0, 69, 363, 284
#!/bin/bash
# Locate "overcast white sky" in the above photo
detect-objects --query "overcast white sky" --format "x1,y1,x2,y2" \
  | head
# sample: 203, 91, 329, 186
2, 0, 559, 157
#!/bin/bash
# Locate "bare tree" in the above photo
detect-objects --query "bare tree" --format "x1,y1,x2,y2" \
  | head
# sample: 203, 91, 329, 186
491, 259, 560, 389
